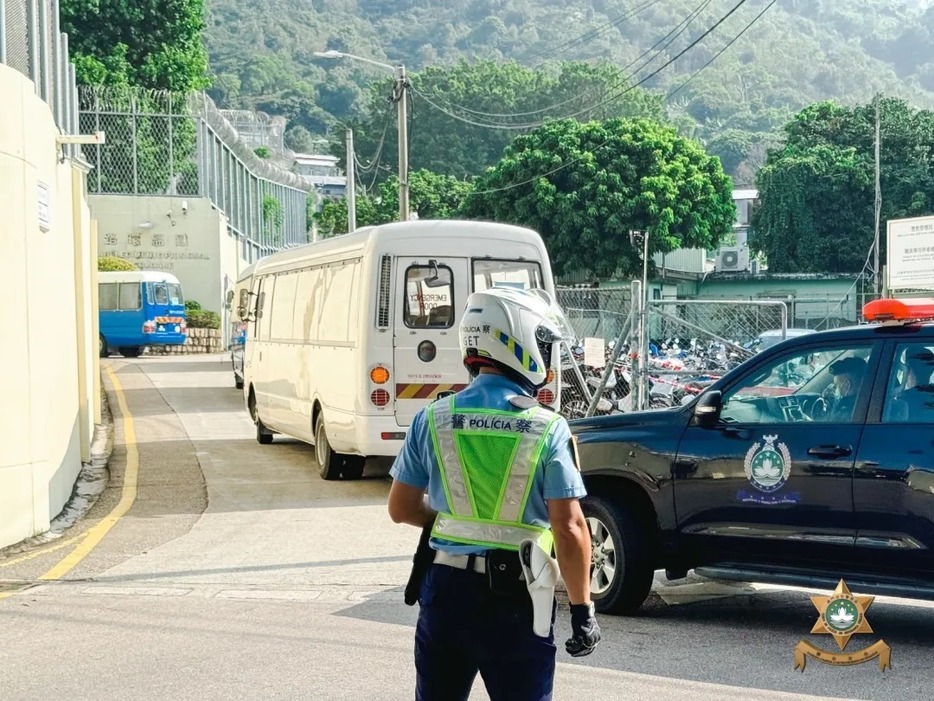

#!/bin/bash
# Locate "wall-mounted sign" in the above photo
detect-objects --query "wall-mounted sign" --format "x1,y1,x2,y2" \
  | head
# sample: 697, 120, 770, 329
887, 215, 934, 291
37, 181, 51, 232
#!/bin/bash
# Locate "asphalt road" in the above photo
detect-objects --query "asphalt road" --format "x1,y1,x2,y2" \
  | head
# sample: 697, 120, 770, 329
2, 354, 931, 700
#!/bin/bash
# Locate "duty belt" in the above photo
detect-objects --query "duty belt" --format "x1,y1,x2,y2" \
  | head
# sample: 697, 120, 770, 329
433, 550, 487, 574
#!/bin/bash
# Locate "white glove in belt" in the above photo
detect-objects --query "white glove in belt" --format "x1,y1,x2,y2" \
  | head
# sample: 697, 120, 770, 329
519, 539, 560, 638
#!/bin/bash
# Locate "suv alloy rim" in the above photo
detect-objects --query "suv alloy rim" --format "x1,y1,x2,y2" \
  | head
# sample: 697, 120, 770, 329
587, 516, 617, 595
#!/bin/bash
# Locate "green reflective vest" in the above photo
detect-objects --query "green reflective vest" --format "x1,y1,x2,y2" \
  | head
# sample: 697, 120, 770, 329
427, 395, 560, 553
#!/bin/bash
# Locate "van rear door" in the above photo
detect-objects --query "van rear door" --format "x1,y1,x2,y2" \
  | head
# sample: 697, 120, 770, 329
393, 257, 470, 427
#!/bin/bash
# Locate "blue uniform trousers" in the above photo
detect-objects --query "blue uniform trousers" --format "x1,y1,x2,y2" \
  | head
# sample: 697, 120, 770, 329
414, 561, 557, 701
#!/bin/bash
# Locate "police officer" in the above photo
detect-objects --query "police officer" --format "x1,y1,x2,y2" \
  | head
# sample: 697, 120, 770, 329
388, 286, 601, 701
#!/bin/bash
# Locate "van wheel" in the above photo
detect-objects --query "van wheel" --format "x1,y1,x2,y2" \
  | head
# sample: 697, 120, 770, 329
315, 415, 342, 480
582, 494, 654, 616
250, 391, 273, 445
99, 335, 109, 358
120, 347, 141, 358
341, 456, 365, 480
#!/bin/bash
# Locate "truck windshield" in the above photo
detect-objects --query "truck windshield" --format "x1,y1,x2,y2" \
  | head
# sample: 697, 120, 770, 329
167, 283, 184, 305
472, 259, 543, 292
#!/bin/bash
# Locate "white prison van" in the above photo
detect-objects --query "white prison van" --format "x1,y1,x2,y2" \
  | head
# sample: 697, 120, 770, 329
239, 219, 558, 480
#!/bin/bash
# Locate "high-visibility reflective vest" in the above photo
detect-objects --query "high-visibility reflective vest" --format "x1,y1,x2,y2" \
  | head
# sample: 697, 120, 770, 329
427, 395, 561, 552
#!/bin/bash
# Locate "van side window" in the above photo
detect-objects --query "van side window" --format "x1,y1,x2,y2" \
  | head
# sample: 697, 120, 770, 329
473, 259, 543, 292
119, 283, 141, 310
100, 283, 119, 311
257, 277, 274, 341
405, 265, 454, 329
270, 273, 298, 340
293, 267, 322, 342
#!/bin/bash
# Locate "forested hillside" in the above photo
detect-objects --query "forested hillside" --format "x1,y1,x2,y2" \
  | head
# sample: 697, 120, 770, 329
204, 0, 934, 180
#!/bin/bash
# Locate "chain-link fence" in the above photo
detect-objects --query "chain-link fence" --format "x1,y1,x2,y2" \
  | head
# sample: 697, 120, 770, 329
556, 287, 632, 341
1, 0, 79, 156
555, 284, 790, 419
78, 87, 318, 262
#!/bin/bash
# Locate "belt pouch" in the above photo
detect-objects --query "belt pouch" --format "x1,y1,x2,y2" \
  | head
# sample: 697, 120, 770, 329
486, 549, 525, 596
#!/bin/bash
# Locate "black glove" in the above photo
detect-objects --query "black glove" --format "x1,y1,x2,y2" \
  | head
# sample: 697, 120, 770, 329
565, 602, 601, 657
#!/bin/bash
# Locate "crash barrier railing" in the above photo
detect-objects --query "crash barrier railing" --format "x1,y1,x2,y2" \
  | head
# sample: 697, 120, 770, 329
556, 286, 789, 419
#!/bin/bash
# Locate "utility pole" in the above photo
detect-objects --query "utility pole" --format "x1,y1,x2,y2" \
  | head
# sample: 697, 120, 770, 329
345, 127, 357, 232
394, 64, 409, 221
873, 93, 882, 297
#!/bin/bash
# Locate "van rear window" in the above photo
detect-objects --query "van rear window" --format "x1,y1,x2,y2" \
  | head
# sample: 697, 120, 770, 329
473, 259, 543, 292
405, 265, 454, 328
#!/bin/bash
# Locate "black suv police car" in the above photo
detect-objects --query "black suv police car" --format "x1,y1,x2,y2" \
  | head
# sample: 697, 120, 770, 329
572, 298, 934, 615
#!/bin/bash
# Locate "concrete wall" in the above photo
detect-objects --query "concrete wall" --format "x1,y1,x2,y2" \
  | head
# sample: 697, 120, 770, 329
92, 195, 245, 315
0, 65, 97, 549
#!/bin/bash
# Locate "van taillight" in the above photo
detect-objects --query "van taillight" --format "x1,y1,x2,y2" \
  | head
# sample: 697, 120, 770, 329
142, 320, 156, 334
538, 366, 559, 407
370, 366, 390, 384
369, 364, 393, 406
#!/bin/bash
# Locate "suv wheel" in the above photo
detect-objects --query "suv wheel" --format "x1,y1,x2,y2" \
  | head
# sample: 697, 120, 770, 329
582, 494, 654, 615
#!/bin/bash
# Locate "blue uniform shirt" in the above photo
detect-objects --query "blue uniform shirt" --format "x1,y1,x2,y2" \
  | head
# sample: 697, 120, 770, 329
389, 373, 587, 555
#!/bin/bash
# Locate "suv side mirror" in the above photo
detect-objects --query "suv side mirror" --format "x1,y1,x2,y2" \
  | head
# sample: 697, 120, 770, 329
693, 390, 722, 427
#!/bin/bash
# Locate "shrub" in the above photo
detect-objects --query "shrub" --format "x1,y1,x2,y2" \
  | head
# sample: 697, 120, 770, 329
185, 300, 202, 312
187, 309, 220, 329
98, 256, 138, 271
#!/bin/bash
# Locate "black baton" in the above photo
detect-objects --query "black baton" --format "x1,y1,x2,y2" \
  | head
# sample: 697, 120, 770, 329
404, 524, 435, 606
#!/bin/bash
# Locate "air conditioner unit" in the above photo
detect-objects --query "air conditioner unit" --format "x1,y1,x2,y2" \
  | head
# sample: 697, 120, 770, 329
715, 246, 750, 272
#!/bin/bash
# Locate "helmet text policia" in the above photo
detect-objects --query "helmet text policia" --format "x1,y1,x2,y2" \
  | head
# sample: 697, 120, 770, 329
458, 287, 576, 391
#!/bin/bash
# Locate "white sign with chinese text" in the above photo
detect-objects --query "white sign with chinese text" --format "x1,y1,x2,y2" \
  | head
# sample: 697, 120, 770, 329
583, 337, 606, 368
887, 216, 934, 291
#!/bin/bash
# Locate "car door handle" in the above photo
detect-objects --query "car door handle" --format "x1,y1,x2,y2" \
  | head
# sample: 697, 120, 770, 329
807, 444, 852, 459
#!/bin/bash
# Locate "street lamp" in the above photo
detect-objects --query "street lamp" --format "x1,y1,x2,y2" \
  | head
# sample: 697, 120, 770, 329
314, 50, 409, 222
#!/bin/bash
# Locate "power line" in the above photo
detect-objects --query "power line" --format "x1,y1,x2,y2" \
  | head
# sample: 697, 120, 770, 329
418, 0, 750, 132
413, 0, 713, 122
666, 0, 778, 101
813, 242, 875, 331
463, 0, 761, 199
523, 0, 664, 65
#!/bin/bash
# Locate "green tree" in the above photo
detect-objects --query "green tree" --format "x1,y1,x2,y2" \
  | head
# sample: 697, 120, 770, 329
343, 59, 668, 182
61, 0, 209, 91
752, 98, 934, 273
462, 118, 735, 278
314, 169, 471, 237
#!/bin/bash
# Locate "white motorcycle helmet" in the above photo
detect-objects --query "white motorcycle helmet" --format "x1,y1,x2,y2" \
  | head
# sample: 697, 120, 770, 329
458, 286, 575, 391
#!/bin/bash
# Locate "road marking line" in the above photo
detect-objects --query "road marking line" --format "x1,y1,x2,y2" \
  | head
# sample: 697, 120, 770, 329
0, 531, 88, 569
37, 366, 139, 581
